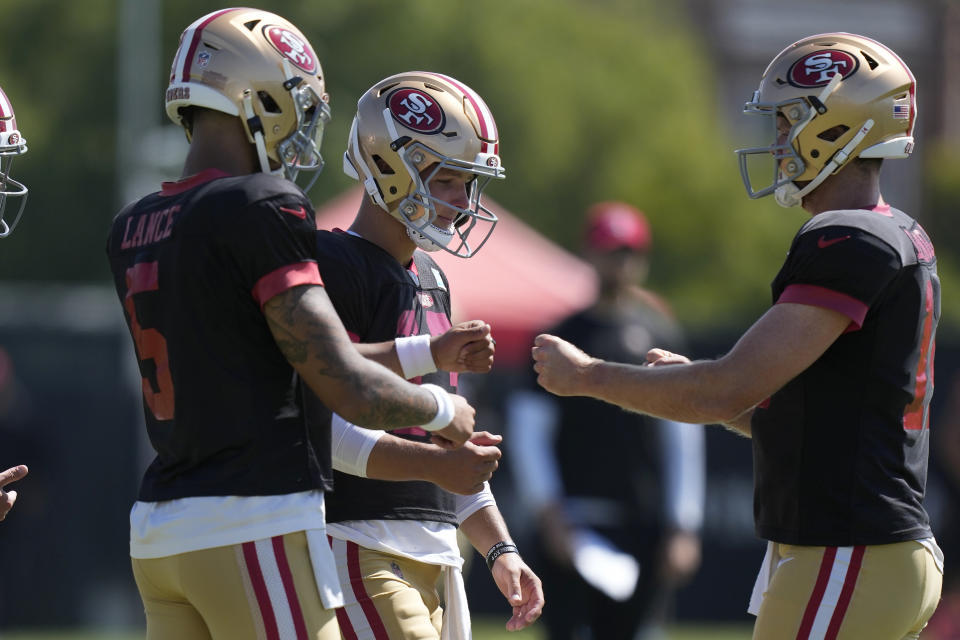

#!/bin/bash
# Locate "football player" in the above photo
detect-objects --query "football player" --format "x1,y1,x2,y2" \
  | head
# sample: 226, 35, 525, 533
533, 33, 942, 639
0, 84, 28, 238
106, 10, 478, 640
316, 71, 544, 639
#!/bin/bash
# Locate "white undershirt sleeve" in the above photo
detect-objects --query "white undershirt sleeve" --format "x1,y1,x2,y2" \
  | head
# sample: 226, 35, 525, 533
454, 481, 496, 524
331, 413, 385, 478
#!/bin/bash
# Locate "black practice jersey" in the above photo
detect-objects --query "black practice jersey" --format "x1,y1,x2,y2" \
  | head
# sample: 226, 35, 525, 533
316, 230, 458, 525
752, 205, 938, 546
106, 169, 333, 501
533, 300, 687, 533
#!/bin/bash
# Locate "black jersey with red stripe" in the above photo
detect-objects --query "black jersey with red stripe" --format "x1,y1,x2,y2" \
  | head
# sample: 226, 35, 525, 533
106, 169, 333, 501
752, 205, 939, 546
315, 230, 458, 525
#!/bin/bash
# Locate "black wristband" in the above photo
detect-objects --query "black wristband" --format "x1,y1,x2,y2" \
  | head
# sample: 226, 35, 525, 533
485, 541, 519, 570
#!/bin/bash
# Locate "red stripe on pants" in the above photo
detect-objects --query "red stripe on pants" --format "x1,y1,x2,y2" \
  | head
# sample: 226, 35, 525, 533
796, 546, 838, 639
346, 541, 391, 640
272, 536, 309, 640
242, 541, 280, 640
824, 546, 865, 640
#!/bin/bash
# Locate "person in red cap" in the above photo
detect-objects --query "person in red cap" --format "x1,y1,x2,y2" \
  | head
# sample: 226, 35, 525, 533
506, 202, 704, 639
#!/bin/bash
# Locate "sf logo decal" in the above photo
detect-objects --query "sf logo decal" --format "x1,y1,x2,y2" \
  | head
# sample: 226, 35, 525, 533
788, 50, 859, 88
388, 88, 445, 134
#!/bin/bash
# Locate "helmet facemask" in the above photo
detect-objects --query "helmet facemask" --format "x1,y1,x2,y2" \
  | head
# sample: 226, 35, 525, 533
388, 138, 501, 257
0, 135, 27, 239
244, 60, 331, 193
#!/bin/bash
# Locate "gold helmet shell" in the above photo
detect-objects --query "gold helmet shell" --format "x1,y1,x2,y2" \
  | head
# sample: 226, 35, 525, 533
736, 32, 916, 207
343, 71, 505, 258
166, 8, 331, 189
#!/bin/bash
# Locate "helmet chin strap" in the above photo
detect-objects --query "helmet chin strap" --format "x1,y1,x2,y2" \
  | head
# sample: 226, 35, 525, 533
775, 118, 875, 208
241, 90, 277, 177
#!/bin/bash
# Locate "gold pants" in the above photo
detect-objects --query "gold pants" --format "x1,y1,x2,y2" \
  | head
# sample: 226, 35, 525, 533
330, 539, 444, 640
132, 531, 340, 640
754, 540, 942, 640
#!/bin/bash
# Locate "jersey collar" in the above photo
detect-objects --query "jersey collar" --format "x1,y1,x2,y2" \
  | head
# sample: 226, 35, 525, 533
160, 168, 232, 196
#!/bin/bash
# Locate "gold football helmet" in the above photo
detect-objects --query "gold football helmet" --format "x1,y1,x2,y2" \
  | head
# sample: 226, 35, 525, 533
343, 71, 505, 258
735, 32, 916, 207
166, 8, 331, 190
0, 85, 27, 239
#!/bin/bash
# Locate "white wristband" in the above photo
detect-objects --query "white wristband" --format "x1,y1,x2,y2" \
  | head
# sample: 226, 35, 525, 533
421, 383, 455, 431
395, 334, 437, 379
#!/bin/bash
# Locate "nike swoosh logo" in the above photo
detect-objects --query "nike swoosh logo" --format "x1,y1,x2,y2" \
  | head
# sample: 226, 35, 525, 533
817, 234, 851, 249
279, 205, 307, 219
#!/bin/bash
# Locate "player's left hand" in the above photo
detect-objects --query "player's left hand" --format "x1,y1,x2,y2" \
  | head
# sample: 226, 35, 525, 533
431, 320, 495, 373
531, 334, 596, 397
0, 464, 28, 521
490, 551, 544, 631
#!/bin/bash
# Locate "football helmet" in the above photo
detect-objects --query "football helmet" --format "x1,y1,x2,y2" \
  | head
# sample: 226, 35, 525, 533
735, 33, 916, 208
343, 71, 505, 258
0, 85, 27, 239
166, 8, 331, 190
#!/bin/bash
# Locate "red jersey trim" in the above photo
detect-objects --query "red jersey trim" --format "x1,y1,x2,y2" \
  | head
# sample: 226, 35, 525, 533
252, 262, 323, 309
777, 284, 868, 330
160, 168, 232, 196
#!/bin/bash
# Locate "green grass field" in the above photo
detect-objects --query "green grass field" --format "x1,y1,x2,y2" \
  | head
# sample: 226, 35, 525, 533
0, 620, 754, 640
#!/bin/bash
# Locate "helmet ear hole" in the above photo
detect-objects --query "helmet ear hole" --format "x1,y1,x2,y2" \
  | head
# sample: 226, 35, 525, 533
817, 124, 849, 142
258, 91, 281, 114
372, 155, 395, 175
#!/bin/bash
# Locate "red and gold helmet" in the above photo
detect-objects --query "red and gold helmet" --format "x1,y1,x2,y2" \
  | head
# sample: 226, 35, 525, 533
0, 85, 28, 239
166, 8, 331, 191
736, 33, 916, 207
343, 71, 505, 258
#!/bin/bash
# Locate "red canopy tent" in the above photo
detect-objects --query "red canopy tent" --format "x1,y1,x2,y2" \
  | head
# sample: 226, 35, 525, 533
314, 187, 598, 368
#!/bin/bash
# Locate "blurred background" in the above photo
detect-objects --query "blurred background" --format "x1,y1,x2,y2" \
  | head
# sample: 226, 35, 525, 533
1, 0, 959, 637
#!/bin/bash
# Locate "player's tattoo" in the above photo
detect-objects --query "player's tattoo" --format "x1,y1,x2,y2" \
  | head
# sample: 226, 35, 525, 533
265, 285, 438, 428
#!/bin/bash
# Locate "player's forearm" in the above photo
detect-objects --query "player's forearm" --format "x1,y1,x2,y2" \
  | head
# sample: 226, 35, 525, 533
365, 436, 439, 482
354, 341, 404, 377
581, 358, 756, 424
265, 285, 438, 429
460, 505, 513, 556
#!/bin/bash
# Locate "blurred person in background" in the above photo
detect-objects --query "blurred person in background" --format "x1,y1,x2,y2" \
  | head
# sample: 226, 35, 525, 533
105, 10, 477, 640
0, 83, 28, 239
533, 33, 942, 639
320, 71, 543, 640
506, 202, 704, 640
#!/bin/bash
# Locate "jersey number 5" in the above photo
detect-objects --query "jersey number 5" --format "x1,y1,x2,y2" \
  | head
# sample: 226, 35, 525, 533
124, 261, 175, 421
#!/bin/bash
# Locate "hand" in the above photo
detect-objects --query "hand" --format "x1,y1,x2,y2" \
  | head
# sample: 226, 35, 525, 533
0, 464, 28, 521
646, 348, 691, 366
531, 334, 596, 397
431, 393, 475, 448
426, 431, 502, 494
431, 320, 495, 373
660, 529, 701, 584
490, 551, 545, 631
